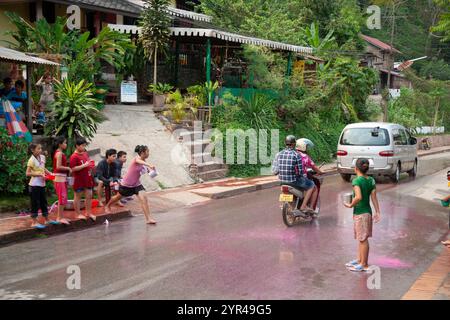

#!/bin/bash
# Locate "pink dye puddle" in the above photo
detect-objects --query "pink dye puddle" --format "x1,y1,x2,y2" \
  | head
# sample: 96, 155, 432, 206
371, 256, 413, 269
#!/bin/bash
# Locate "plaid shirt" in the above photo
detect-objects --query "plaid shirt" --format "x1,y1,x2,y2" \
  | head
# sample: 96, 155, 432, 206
273, 147, 303, 183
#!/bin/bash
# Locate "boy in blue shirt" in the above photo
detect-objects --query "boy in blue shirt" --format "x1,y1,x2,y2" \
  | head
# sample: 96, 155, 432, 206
7, 80, 27, 111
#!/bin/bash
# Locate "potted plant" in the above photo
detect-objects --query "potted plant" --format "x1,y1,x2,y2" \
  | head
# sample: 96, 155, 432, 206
163, 90, 186, 131
148, 82, 174, 109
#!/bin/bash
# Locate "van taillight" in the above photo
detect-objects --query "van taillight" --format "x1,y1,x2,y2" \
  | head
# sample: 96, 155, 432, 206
282, 186, 290, 194
379, 151, 394, 157
337, 150, 348, 156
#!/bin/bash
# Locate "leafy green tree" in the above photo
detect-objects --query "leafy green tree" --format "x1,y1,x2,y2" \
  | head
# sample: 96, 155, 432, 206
139, 0, 172, 91
432, 0, 450, 42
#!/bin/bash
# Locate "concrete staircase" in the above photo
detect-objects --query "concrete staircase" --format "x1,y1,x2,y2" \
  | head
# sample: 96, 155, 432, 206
178, 130, 228, 182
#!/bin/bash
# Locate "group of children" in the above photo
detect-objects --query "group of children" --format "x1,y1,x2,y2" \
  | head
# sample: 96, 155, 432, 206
26, 136, 157, 229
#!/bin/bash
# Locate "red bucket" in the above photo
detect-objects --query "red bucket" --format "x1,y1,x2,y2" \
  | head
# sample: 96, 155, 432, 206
45, 174, 56, 181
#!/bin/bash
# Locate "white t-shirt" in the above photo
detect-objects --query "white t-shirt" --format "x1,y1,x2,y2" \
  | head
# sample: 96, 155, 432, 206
27, 155, 46, 187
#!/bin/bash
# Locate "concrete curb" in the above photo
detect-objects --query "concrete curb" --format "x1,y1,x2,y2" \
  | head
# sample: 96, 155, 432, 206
0, 210, 132, 247
186, 148, 450, 200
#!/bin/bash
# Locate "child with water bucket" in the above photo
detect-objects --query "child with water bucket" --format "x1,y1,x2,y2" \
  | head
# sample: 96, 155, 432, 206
52, 136, 72, 225
69, 137, 96, 222
105, 145, 157, 225
26, 143, 59, 229
343, 158, 381, 272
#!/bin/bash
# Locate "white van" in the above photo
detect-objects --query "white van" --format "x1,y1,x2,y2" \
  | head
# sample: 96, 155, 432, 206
337, 122, 418, 183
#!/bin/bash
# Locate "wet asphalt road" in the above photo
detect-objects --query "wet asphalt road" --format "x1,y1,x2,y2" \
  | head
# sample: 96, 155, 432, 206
0, 155, 449, 300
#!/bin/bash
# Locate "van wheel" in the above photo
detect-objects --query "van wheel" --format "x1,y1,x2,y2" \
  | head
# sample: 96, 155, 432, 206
391, 164, 401, 183
408, 160, 417, 178
340, 173, 351, 182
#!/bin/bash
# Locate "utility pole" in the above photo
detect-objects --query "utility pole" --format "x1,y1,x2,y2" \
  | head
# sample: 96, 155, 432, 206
385, 1, 396, 122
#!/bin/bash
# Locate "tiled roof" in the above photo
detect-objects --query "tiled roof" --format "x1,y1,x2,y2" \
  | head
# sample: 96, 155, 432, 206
54, 0, 212, 22
360, 34, 401, 54
54, 0, 142, 15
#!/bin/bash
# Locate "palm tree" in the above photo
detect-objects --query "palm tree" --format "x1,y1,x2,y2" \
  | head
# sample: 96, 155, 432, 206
139, 0, 172, 96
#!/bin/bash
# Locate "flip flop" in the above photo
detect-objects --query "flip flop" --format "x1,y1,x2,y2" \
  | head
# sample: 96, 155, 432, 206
33, 224, 46, 230
46, 220, 61, 225
349, 264, 370, 272
345, 259, 360, 268
441, 241, 450, 246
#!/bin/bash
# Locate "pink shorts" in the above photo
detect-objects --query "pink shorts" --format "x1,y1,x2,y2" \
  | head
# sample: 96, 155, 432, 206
54, 181, 68, 206
353, 213, 373, 242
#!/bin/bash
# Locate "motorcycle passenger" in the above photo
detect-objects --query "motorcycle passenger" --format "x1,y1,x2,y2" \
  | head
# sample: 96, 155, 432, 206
296, 138, 323, 212
273, 135, 315, 215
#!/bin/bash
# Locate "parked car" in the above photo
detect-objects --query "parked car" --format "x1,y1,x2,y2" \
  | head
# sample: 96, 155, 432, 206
337, 122, 418, 183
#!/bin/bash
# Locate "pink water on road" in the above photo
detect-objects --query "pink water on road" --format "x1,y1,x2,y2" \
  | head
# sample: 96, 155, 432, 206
371, 255, 413, 269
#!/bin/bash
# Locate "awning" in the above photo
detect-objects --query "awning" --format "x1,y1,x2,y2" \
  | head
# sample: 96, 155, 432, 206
126, 1, 213, 22
0, 47, 60, 66
108, 24, 313, 55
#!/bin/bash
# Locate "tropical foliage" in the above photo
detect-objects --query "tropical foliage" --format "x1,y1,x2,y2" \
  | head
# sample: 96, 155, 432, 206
0, 128, 29, 195
45, 80, 104, 152
148, 82, 174, 95
4, 12, 134, 83
139, 0, 172, 89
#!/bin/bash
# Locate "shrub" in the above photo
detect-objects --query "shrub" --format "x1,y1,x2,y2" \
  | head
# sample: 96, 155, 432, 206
45, 79, 104, 153
0, 128, 29, 195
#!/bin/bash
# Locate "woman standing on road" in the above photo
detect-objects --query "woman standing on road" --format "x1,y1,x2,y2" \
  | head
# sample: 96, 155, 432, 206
105, 145, 157, 225
343, 158, 381, 272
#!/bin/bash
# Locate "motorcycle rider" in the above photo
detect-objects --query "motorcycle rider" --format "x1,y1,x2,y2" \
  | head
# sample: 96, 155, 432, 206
296, 138, 323, 214
273, 135, 315, 216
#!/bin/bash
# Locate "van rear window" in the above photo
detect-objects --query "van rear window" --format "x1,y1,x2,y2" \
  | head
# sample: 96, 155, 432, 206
340, 128, 390, 146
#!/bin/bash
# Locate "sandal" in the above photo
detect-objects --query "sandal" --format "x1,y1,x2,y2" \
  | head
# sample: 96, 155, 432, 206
349, 264, 370, 272
345, 259, 360, 268
46, 220, 61, 225
33, 224, 46, 230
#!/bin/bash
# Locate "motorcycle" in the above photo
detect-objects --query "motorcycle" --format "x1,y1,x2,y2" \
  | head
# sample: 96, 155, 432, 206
279, 168, 324, 227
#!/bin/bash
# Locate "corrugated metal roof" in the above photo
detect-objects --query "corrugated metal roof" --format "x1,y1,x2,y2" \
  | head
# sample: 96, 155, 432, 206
0, 47, 60, 66
360, 34, 401, 54
127, 1, 212, 22
108, 24, 313, 54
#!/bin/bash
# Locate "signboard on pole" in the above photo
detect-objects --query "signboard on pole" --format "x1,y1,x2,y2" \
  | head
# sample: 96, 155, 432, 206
120, 81, 137, 103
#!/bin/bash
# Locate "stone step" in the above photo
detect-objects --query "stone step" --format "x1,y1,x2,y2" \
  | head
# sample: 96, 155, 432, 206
184, 139, 213, 153
197, 168, 228, 181
191, 152, 223, 164
195, 161, 226, 173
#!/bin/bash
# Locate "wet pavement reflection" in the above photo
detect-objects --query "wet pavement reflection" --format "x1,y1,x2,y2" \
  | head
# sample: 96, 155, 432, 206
0, 172, 448, 300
